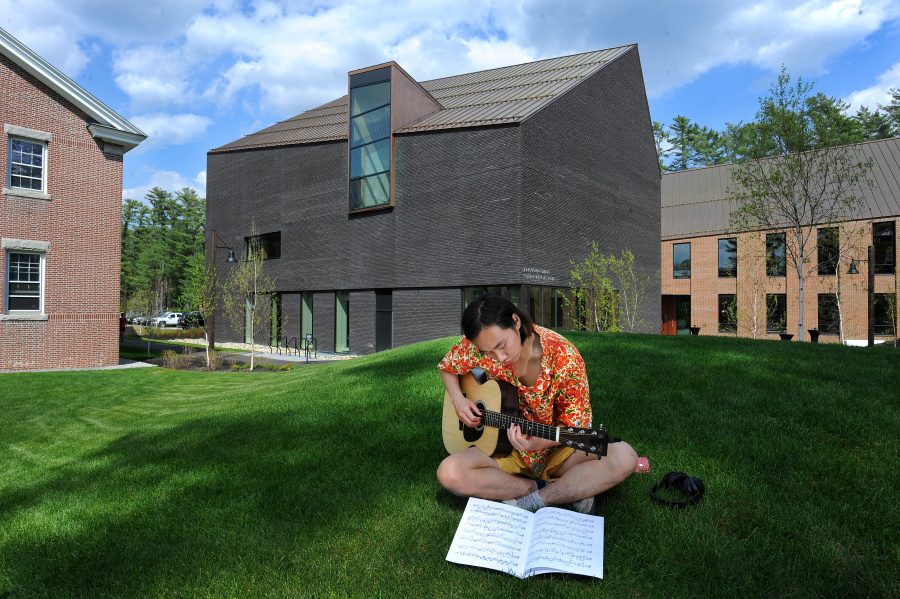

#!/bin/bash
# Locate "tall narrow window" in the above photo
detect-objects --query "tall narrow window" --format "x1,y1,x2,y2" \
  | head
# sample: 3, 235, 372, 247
349, 67, 391, 211
766, 294, 787, 333
818, 294, 840, 335
335, 291, 349, 353
718, 294, 737, 333
766, 232, 786, 277
817, 227, 838, 275
874, 294, 896, 336
673, 243, 690, 279
270, 293, 282, 344
301, 291, 313, 340
873, 222, 895, 275
718, 238, 737, 277
6, 251, 43, 311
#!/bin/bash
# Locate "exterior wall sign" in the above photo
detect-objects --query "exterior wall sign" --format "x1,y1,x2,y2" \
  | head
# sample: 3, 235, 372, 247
523, 267, 555, 282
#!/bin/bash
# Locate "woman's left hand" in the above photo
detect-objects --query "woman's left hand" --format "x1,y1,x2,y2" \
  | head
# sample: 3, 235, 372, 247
507, 424, 557, 453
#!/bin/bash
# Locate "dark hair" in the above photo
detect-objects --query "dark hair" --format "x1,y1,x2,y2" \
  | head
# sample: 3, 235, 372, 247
461, 294, 535, 344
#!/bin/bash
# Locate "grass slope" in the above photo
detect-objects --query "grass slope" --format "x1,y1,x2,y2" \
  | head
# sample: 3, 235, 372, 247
1, 334, 898, 598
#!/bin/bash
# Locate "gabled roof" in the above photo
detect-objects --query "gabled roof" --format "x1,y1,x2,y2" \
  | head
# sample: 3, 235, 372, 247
0, 26, 146, 152
661, 136, 900, 240
212, 45, 635, 153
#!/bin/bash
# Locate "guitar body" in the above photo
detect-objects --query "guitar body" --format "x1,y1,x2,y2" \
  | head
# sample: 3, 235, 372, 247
442, 372, 519, 457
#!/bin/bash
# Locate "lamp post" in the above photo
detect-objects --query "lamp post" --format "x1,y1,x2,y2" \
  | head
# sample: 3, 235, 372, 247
847, 244, 875, 347
208, 229, 236, 350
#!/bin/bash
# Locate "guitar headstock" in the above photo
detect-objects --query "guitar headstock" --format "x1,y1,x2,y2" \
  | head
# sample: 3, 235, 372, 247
558, 426, 621, 458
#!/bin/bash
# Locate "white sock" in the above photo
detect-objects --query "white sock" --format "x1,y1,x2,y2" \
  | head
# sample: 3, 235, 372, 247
517, 489, 545, 512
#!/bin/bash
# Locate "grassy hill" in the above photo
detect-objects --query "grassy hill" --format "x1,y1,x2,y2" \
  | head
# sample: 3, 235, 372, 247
1, 333, 897, 598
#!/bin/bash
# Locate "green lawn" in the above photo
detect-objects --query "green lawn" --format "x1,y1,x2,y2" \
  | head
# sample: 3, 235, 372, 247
1, 333, 898, 598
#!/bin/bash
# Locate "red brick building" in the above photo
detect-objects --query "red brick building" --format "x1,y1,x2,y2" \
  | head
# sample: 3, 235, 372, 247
661, 137, 899, 344
1, 28, 145, 370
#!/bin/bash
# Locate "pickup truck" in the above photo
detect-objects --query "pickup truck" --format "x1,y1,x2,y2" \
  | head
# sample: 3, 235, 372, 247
152, 312, 183, 328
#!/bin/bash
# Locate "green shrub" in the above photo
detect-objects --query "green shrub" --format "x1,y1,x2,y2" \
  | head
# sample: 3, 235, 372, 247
151, 327, 203, 340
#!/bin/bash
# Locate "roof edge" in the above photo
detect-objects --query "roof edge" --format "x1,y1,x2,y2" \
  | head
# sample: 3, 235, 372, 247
518, 44, 637, 126
0, 26, 147, 150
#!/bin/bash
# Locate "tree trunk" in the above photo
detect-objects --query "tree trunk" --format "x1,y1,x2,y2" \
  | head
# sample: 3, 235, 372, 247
796, 259, 805, 342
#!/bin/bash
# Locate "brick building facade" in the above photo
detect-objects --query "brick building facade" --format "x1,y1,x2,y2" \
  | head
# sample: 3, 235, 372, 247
0, 28, 145, 370
208, 46, 660, 354
661, 138, 900, 344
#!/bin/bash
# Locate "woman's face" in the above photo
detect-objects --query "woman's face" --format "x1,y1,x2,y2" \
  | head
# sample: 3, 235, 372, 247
472, 315, 522, 365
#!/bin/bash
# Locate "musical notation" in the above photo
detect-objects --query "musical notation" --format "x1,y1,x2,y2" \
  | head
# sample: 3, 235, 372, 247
445, 498, 604, 579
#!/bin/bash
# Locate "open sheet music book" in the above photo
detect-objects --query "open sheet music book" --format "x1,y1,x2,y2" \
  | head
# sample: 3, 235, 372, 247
445, 497, 604, 579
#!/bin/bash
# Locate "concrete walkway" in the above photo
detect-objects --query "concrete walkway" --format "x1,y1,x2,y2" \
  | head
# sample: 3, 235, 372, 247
120, 338, 360, 367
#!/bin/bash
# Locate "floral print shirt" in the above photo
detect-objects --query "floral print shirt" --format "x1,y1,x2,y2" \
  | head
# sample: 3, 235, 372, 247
438, 326, 591, 477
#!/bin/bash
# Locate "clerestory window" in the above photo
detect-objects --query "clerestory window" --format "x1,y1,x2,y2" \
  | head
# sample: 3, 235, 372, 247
349, 68, 392, 212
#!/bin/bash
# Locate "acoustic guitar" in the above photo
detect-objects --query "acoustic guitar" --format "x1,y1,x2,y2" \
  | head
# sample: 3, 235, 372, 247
442, 368, 619, 458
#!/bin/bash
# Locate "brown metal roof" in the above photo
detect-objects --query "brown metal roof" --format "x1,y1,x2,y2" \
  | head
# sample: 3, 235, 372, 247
661, 136, 900, 240
211, 45, 634, 152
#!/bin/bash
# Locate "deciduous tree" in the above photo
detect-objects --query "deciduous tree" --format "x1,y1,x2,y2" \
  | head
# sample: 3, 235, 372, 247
728, 69, 875, 341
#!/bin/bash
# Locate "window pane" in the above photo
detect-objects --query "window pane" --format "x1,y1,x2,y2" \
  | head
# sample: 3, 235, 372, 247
817, 227, 838, 275
673, 243, 690, 278
766, 294, 787, 333
8, 138, 44, 191
7, 252, 41, 311
349, 138, 391, 179
349, 173, 390, 210
718, 238, 737, 277
718, 294, 737, 332
350, 105, 391, 148
766, 233, 786, 276
8, 295, 40, 310
874, 294, 896, 335
9, 282, 40, 295
350, 81, 390, 117
817, 294, 840, 334
873, 222, 895, 275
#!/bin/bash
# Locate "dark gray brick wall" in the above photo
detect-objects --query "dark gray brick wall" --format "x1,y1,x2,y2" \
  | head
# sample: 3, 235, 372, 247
393, 288, 461, 348
313, 291, 335, 353
521, 46, 661, 333
349, 290, 376, 354
280, 292, 303, 346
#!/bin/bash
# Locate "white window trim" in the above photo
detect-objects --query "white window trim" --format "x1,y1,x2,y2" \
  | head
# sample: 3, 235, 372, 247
2, 238, 49, 320
3, 124, 52, 201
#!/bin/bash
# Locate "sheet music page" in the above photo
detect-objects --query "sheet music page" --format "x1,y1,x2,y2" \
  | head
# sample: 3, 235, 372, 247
445, 498, 533, 578
523, 507, 604, 579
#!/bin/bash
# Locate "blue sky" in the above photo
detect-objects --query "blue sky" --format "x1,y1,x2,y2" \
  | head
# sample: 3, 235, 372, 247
2, 0, 900, 202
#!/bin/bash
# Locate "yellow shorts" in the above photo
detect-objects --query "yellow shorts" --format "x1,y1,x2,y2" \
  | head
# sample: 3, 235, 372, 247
493, 446, 575, 482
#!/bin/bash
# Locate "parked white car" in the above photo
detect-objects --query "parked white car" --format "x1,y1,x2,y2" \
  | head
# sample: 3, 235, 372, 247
152, 312, 183, 327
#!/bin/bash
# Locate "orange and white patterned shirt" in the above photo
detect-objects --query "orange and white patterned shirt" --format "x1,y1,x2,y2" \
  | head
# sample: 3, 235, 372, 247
438, 326, 591, 477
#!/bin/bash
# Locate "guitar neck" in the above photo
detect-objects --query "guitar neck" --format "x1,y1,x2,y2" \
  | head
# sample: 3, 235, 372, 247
481, 410, 561, 442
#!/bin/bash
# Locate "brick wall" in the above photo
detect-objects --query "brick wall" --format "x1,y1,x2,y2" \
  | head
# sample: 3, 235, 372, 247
393, 288, 460, 348
349, 289, 375, 354
661, 218, 900, 342
1, 53, 123, 370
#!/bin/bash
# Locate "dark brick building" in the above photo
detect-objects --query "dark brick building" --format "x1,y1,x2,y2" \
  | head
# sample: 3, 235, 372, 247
1, 27, 145, 370
207, 45, 660, 354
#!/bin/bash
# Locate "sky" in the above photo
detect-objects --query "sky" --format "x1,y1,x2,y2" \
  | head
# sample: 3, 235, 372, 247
2, 0, 900, 202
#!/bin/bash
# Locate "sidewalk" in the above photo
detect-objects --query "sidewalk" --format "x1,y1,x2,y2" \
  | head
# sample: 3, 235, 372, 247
120, 338, 360, 366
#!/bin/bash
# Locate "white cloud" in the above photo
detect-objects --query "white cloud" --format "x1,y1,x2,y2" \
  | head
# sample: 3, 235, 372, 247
122, 168, 207, 202
5, 0, 900, 114
845, 62, 900, 111
517, 0, 900, 98
112, 45, 193, 111
128, 113, 214, 152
